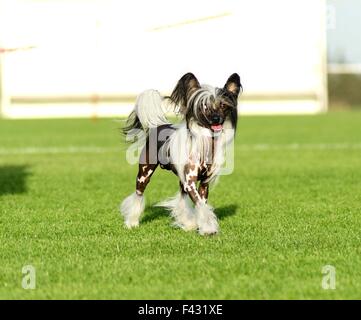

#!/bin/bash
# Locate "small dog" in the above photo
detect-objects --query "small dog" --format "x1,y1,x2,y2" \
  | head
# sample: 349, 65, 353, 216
121, 73, 242, 235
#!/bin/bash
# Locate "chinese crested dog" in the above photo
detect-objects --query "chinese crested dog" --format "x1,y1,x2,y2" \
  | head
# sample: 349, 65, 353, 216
120, 73, 242, 235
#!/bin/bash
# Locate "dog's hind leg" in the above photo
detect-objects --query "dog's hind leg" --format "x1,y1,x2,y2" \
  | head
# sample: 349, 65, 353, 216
120, 163, 157, 228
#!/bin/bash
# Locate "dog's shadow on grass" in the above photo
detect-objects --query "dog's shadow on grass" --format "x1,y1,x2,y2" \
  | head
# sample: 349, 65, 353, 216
0, 165, 30, 196
142, 206, 167, 224
142, 204, 238, 224
215, 204, 238, 220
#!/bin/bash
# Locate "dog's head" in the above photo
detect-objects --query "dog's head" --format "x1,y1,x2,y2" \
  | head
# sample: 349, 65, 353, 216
170, 73, 242, 132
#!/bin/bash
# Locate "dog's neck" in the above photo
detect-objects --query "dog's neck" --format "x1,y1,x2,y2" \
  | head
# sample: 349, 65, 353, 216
187, 120, 223, 169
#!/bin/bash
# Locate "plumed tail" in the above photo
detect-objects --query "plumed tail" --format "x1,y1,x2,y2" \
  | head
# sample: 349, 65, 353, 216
122, 110, 142, 136
123, 90, 169, 137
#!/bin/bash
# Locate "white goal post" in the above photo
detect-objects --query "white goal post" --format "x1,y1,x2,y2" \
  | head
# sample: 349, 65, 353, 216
0, 0, 328, 119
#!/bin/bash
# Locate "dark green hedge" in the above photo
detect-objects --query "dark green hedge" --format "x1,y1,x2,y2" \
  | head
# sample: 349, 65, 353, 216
328, 74, 361, 109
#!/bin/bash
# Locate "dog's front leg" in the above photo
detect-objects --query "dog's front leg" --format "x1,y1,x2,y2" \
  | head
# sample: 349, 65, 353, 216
198, 182, 209, 203
183, 165, 219, 235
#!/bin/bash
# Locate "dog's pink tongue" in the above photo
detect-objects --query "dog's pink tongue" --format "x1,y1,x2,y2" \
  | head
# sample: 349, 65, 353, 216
211, 124, 223, 132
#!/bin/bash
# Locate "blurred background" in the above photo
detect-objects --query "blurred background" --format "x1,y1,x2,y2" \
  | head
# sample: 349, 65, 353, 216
328, 0, 361, 110
0, 0, 359, 119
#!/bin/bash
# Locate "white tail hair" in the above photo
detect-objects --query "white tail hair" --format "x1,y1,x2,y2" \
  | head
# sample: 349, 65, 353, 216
134, 90, 169, 131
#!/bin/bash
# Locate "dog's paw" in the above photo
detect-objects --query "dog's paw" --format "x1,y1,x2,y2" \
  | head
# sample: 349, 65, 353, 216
124, 219, 140, 229
196, 204, 219, 236
198, 221, 219, 236
120, 192, 145, 229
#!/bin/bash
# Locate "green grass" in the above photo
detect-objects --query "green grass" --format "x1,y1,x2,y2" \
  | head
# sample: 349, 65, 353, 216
1, 112, 361, 299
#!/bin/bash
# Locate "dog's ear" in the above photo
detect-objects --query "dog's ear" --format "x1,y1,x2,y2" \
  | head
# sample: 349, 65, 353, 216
224, 73, 242, 97
170, 73, 201, 111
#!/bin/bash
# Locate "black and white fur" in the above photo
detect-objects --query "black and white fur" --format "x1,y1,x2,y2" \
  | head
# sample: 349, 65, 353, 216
120, 73, 242, 235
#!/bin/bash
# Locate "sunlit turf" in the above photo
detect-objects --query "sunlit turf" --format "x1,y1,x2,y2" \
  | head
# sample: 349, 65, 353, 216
0, 111, 361, 299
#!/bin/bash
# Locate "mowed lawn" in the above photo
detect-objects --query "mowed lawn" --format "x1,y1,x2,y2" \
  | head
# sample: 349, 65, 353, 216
1, 112, 361, 299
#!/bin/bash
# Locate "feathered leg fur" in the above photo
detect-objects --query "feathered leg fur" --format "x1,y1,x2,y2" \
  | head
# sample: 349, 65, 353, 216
120, 192, 145, 228
156, 188, 197, 231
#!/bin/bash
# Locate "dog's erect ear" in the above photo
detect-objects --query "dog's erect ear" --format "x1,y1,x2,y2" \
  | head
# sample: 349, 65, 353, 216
224, 73, 242, 97
170, 73, 201, 111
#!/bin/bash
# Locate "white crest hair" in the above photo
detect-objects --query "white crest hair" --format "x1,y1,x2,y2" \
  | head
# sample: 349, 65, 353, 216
187, 85, 218, 122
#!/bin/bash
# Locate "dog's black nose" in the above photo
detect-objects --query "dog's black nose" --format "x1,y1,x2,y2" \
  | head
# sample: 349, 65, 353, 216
212, 115, 221, 124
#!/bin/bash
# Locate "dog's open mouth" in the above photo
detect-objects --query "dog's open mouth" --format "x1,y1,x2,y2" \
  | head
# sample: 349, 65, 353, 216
211, 124, 223, 132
